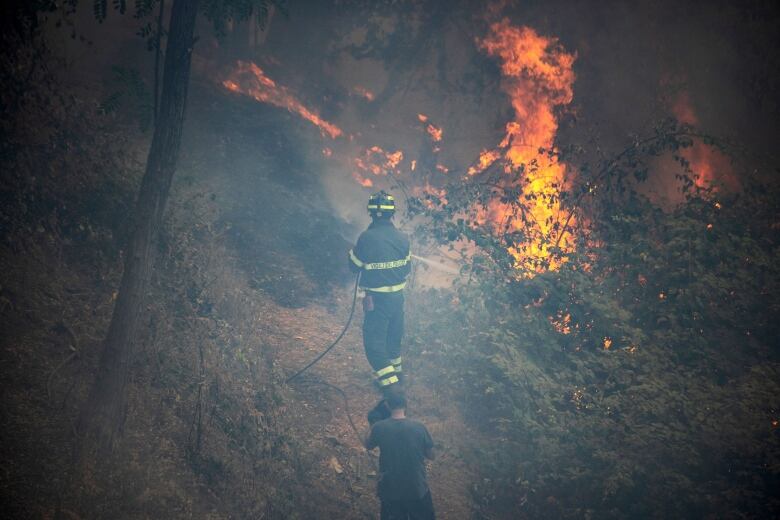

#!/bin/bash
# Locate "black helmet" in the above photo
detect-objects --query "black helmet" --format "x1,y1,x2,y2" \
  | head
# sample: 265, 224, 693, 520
367, 190, 396, 218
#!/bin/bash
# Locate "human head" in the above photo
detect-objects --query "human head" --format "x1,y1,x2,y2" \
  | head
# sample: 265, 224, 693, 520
386, 389, 407, 411
367, 190, 396, 220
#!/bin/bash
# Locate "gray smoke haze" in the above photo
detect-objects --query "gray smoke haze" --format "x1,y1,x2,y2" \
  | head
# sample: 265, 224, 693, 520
50, 0, 780, 222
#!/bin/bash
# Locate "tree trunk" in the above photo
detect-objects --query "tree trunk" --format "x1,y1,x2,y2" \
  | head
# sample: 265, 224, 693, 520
78, 0, 200, 453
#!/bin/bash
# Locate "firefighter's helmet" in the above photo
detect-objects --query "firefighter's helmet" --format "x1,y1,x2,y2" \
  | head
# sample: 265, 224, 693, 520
367, 191, 395, 218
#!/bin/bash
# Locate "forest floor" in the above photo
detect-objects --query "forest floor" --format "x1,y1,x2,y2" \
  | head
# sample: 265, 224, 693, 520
253, 285, 478, 518
176, 81, 480, 517
3, 61, 779, 519
0, 77, 483, 518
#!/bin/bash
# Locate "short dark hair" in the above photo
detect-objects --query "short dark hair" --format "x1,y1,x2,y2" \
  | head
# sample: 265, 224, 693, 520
386, 390, 406, 411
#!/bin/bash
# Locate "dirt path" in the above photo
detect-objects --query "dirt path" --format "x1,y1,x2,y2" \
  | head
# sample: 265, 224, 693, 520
250, 283, 476, 518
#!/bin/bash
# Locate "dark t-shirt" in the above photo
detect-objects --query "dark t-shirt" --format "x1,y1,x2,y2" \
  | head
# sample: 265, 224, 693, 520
366, 417, 434, 501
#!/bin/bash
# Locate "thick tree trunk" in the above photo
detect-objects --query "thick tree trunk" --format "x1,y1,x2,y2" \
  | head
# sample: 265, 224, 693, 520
78, 0, 200, 453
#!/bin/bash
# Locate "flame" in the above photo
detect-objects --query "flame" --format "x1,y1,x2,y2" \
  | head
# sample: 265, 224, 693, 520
354, 145, 404, 179
468, 149, 502, 175
353, 85, 375, 101
671, 92, 731, 190
352, 172, 374, 187
418, 113, 443, 142
222, 61, 342, 139
549, 311, 572, 334
473, 19, 577, 272
427, 123, 443, 142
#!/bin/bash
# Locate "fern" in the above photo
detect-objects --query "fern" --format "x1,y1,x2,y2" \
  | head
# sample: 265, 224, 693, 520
113, 0, 127, 14
93, 0, 107, 22
99, 66, 154, 131
134, 0, 157, 19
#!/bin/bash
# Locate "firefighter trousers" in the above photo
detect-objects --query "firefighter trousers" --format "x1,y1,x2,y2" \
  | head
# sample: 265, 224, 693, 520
363, 290, 404, 389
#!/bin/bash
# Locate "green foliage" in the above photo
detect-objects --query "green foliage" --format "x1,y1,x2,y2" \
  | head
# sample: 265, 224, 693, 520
99, 65, 154, 131
410, 122, 780, 518
201, 0, 289, 38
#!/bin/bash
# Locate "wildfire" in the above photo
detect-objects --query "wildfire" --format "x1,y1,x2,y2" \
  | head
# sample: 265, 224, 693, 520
468, 149, 502, 175
353, 145, 404, 184
353, 85, 375, 101
671, 92, 731, 190
549, 311, 572, 334
471, 19, 577, 272
222, 61, 342, 139
352, 172, 374, 187
411, 183, 448, 208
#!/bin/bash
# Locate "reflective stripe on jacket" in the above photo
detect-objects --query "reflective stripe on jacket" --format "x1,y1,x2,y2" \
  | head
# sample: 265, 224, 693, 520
348, 219, 410, 292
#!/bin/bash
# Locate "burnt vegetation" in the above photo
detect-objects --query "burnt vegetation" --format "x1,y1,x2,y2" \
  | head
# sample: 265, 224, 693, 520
1, 1, 779, 519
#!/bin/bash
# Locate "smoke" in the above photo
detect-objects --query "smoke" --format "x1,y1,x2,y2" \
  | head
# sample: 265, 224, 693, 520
232, 0, 778, 213
57, 0, 777, 247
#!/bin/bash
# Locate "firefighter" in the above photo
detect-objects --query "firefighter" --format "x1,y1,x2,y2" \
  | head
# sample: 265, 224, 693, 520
348, 191, 411, 417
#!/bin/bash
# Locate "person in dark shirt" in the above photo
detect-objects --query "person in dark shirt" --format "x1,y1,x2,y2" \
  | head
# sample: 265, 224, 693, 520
365, 392, 435, 520
348, 191, 411, 417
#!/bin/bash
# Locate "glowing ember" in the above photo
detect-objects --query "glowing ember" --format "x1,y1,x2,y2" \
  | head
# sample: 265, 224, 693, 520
352, 172, 374, 187
417, 113, 429, 123
436, 164, 449, 174
353, 85, 375, 101
353, 145, 404, 181
473, 19, 577, 272
222, 61, 342, 139
426, 123, 443, 142
603, 337, 612, 350
549, 312, 572, 334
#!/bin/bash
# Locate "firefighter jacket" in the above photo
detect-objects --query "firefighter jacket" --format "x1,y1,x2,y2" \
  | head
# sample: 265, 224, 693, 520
348, 219, 411, 292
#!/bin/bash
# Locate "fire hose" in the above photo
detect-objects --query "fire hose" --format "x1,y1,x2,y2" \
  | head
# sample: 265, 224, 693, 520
285, 272, 361, 384
284, 272, 374, 465
284, 254, 456, 459
285, 252, 458, 384
285, 253, 456, 384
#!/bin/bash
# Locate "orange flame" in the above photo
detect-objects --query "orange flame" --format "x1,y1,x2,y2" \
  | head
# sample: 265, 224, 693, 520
671, 92, 731, 190
353, 85, 375, 101
468, 149, 502, 175
222, 61, 342, 139
353, 145, 404, 181
352, 172, 374, 187
427, 123, 443, 142
474, 19, 577, 272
